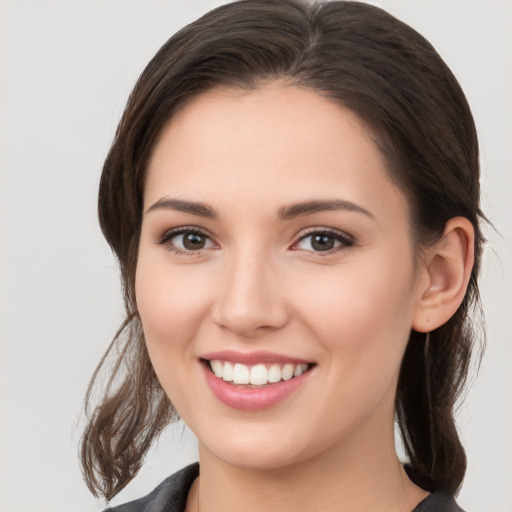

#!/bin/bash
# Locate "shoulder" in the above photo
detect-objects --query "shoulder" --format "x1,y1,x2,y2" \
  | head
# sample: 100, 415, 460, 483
104, 463, 199, 512
412, 491, 466, 512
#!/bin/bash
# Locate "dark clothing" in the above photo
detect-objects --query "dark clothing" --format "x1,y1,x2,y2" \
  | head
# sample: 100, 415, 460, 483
105, 464, 199, 512
413, 490, 465, 512
105, 463, 465, 512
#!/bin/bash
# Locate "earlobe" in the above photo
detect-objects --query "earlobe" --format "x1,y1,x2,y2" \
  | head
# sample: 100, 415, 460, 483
412, 217, 475, 333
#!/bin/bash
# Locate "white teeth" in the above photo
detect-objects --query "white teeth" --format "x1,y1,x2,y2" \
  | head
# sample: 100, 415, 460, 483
282, 363, 294, 381
250, 364, 268, 385
232, 363, 250, 384
268, 363, 282, 383
294, 364, 306, 377
209, 360, 309, 385
211, 360, 223, 378
222, 361, 233, 381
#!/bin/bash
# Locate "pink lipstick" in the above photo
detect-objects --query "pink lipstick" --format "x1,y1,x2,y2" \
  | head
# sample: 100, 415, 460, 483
200, 351, 314, 411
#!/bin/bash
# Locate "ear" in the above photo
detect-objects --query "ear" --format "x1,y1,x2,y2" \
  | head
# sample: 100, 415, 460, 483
412, 217, 475, 332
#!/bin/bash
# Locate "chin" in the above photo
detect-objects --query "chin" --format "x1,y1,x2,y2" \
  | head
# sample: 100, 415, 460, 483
206, 443, 308, 471
195, 420, 327, 472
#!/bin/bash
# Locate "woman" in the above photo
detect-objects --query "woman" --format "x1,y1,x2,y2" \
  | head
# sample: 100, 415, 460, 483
81, 1, 484, 510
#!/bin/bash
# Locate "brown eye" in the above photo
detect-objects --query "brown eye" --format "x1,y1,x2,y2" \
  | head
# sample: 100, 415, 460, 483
181, 232, 207, 250
158, 228, 216, 253
311, 234, 336, 251
294, 229, 354, 253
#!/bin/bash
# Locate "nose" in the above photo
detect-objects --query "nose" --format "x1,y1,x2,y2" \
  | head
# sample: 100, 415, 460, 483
211, 248, 289, 339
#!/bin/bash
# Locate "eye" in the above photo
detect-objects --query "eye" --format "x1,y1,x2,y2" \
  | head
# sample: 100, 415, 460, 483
157, 227, 216, 253
293, 229, 354, 253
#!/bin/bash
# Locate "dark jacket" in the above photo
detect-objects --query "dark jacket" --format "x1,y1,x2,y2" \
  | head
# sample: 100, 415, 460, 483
105, 463, 465, 512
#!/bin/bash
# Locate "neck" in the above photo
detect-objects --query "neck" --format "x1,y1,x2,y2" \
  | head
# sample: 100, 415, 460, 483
191, 422, 427, 512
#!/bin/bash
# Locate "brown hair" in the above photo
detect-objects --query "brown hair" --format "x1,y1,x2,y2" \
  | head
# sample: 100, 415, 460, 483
81, 0, 485, 500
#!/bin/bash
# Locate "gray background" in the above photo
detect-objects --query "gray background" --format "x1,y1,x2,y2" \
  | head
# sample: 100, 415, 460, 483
1, 1, 510, 511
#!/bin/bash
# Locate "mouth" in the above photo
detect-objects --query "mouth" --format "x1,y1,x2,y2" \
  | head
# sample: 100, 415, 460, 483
199, 352, 315, 411
203, 359, 312, 387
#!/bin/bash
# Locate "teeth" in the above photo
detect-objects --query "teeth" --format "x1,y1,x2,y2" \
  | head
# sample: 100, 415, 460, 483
211, 360, 223, 378
232, 363, 250, 384
294, 364, 305, 377
282, 363, 294, 381
222, 361, 233, 382
250, 364, 268, 385
268, 364, 281, 383
209, 360, 308, 385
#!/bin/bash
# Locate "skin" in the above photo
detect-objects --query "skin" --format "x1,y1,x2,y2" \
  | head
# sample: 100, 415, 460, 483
135, 84, 473, 512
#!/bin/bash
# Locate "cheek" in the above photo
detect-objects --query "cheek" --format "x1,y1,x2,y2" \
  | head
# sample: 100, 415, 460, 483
294, 253, 417, 368
135, 255, 211, 348
134, 255, 214, 413
290, 259, 418, 432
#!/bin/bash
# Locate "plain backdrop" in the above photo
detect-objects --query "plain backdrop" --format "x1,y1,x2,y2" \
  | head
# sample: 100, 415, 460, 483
0, 1, 510, 511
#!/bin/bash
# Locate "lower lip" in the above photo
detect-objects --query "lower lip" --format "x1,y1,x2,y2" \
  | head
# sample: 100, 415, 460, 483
201, 362, 312, 411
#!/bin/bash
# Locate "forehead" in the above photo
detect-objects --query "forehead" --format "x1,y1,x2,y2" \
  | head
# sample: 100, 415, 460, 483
144, 84, 410, 225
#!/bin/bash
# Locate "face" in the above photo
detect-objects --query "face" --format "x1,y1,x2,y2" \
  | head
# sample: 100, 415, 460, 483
136, 84, 425, 471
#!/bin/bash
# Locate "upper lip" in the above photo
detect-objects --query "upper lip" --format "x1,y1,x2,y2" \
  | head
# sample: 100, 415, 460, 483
200, 350, 313, 366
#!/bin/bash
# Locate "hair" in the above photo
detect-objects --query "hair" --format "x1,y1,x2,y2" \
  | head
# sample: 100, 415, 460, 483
81, 0, 485, 501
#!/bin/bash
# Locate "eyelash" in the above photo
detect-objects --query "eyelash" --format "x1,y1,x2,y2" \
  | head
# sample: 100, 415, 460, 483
292, 228, 355, 254
156, 226, 217, 255
156, 226, 355, 255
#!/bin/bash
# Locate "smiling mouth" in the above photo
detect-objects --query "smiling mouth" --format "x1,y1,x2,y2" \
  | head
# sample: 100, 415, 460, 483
203, 359, 313, 387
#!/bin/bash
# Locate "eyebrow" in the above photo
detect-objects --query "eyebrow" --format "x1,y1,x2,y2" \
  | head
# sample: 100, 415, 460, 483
277, 199, 374, 221
145, 197, 373, 221
145, 198, 218, 218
